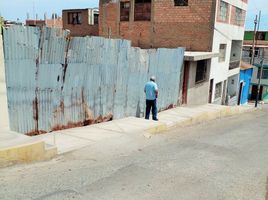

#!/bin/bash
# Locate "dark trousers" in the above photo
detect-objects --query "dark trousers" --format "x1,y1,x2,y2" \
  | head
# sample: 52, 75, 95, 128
145, 99, 158, 120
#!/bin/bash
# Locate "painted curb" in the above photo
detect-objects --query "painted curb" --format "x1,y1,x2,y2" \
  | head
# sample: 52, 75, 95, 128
146, 106, 256, 135
0, 141, 57, 166
145, 123, 168, 134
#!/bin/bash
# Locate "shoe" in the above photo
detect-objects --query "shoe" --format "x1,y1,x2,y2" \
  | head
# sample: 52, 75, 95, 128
153, 118, 159, 121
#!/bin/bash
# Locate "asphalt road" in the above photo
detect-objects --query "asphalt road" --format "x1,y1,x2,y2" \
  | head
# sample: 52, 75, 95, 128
0, 105, 268, 200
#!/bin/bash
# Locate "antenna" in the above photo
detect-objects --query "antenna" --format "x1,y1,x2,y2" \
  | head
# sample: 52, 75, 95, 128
32, 1, 35, 19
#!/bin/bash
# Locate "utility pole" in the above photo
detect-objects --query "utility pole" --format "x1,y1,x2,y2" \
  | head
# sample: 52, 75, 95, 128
250, 15, 258, 65
253, 11, 262, 65
254, 11, 262, 108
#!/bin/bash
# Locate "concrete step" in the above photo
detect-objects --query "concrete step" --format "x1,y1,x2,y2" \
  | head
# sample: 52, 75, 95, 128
0, 129, 57, 165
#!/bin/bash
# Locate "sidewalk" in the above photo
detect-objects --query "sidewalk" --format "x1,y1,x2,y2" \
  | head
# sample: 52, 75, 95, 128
0, 104, 256, 165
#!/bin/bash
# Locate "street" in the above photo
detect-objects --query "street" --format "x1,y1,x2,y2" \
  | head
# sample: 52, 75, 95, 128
0, 105, 268, 200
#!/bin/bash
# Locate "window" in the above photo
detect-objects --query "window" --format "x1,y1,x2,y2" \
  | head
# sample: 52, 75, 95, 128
120, 1, 131, 21
235, 7, 243, 25
68, 12, 82, 24
257, 32, 266, 40
257, 68, 268, 79
134, 0, 151, 21
174, 0, 188, 6
94, 13, 99, 24
219, 1, 228, 21
219, 44, 227, 62
195, 60, 207, 83
215, 82, 222, 99
249, 47, 260, 58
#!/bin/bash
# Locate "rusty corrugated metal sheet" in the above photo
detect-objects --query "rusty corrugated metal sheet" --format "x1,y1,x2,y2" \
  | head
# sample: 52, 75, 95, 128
4, 26, 184, 135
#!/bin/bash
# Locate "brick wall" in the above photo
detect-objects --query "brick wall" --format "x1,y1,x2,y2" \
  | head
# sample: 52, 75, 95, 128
99, 2, 119, 38
99, 0, 216, 51
45, 19, 63, 29
62, 9, 99, 37
26, 19, 63, 29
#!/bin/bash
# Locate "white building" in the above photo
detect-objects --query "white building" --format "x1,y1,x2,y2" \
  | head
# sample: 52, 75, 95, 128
210, 0, 248, 105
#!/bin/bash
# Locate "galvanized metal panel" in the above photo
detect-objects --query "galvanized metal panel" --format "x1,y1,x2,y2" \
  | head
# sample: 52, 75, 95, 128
4, 26, 185, 134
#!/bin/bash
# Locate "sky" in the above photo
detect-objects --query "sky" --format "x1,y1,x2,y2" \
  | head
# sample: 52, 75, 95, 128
0, 0, 267, 30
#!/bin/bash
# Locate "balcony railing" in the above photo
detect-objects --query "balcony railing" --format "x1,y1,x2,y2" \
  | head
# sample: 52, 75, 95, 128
229, 60, 240, 70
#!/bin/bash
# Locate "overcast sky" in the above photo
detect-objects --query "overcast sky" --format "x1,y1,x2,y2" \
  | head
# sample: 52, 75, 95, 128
0, 0, 267, 30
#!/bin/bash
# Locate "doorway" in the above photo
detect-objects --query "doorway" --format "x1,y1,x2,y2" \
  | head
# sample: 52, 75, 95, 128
237, 82, 243, 105
222, 80, 227, 105
182, 61, 190, 105
208, 79, 214, 103
251, 85, 263, 101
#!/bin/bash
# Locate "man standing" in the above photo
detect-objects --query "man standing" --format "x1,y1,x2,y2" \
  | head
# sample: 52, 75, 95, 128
144, 76, 159, 121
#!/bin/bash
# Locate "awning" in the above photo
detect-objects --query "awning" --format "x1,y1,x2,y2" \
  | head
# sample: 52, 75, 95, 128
184, 51, 219, 61
254, 63, 268, 69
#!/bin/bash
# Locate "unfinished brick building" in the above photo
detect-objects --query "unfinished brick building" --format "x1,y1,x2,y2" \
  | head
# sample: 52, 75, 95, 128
99, 0, 217, 51
99, 0, 248, 106
62, 8, 99, 37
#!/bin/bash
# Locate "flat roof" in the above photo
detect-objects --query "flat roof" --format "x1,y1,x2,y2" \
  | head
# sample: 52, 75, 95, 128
184, 51, 219, 61
62, 8, 99, 12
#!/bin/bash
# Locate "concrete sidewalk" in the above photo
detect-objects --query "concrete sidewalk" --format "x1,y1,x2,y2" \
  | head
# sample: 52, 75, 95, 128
36, 104, 255, 154
0, 104, 255, 165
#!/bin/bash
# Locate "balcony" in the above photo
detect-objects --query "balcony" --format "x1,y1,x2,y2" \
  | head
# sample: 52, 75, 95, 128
229, 60, 240, 70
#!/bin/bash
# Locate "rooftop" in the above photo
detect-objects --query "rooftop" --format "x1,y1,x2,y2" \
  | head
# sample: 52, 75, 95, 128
62, 8, 99, 12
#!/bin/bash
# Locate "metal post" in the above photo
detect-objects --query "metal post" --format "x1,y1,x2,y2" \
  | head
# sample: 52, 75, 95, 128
255, 59, 264, 107
250, 15, 258, 65
252, 11, 262, 65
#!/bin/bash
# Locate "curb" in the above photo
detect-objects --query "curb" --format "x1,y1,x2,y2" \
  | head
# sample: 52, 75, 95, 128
145, 105, 257, 135
0, 140, 57, 166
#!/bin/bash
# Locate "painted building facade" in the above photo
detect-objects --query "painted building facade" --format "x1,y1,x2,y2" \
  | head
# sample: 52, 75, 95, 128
243, 31, 268, 102
239, 62, 253, 105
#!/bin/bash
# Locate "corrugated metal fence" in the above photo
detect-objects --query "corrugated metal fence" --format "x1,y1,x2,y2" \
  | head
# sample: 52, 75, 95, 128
3, 26, 184, 135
